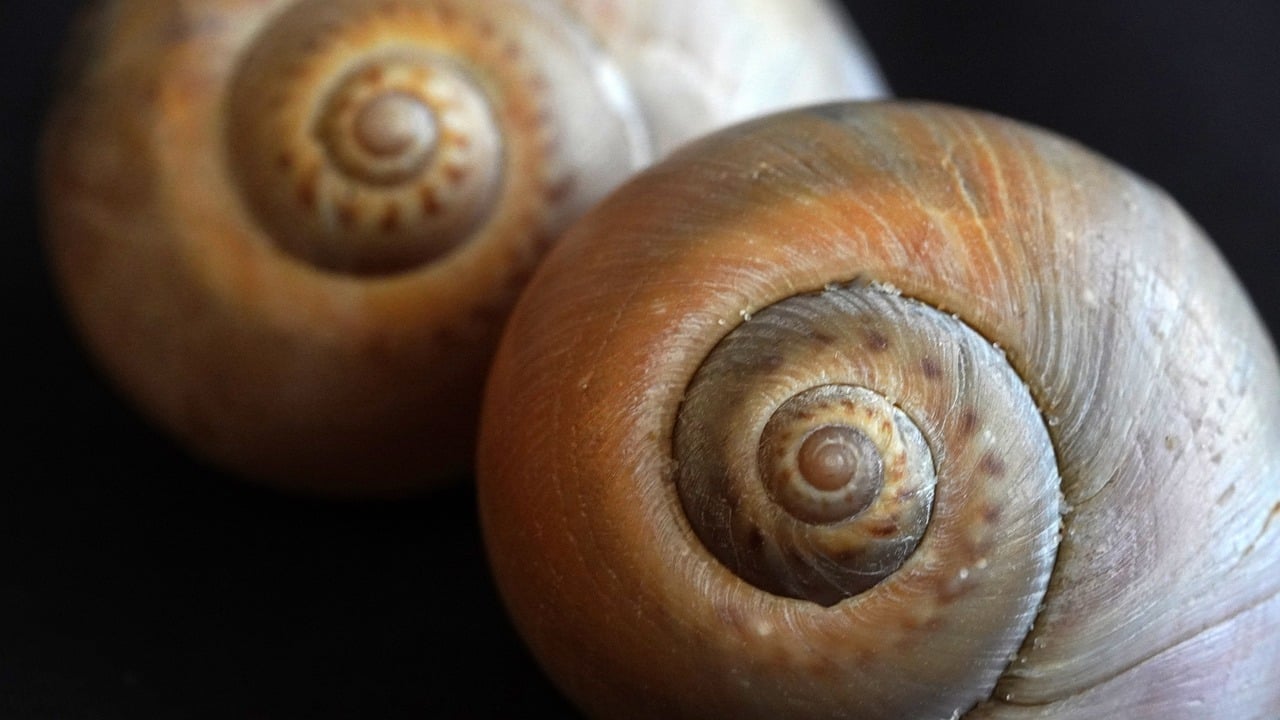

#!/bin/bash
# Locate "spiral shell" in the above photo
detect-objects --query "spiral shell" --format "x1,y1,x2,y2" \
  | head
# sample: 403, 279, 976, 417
675, 286, 1060, 617
223, 0, 642, 275
477, 102, 1280, 718
41, 0, 883, 493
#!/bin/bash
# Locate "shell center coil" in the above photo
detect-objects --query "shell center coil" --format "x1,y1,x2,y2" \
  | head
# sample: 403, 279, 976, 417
797, 425, 879, 493
354, 92, 437, 158
224, 2, 515, 276
758, 384, 932, 529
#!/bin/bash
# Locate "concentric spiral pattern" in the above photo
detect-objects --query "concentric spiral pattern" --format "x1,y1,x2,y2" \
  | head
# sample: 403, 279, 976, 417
677, 283, 1061, 645
42, 0, 888, 493
478, 102, 1280, 718
227, 0, 647, 275
759, 385, 925, 527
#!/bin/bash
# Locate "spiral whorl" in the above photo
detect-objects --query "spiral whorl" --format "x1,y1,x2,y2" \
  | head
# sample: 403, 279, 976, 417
478, 102, 1280, 718
759, 385, 913, 526
675, 285, 1060, 613
42, 0, 888, 493
226, 0, 646, 275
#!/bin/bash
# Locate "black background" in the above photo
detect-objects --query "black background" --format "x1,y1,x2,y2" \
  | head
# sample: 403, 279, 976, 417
2, 1, 1277, 718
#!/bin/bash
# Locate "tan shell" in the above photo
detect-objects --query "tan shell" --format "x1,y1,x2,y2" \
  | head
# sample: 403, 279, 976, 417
41, 0, 883, 494
477, 102, 1280, 718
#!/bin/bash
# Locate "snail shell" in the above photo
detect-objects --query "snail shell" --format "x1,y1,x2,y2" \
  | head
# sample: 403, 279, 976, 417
41, 0, 883, 494
477, 102, 1280, 718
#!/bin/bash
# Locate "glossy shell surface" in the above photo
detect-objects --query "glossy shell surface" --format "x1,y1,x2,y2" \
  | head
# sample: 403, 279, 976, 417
42, 0, 884, 493
478, 102, 1280, 718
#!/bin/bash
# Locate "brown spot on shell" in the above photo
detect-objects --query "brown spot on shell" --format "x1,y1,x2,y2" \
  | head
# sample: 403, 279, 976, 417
380, 205, 400, 233
724, 492, 740, 511
867, 520, 899, 538
336, 201, 358, 228
296, 176, 317, 209
419, 187, 441, 215
956, 409, 980, 438
746, 528, 764, 553
898, 615, 919, 634
813, 331, 836, 345
982, 504, 1002, 523
979, 452, 1006, 477
445, 164, 468, 186
921, 356, 942, 379
833, 546, 868, 564
545, 175, 576, 206
757, 354, 785, 371
540, 132, 561, 156
331, 95, 354, 116
864, 329, 890, 352
714, 598, 747, 635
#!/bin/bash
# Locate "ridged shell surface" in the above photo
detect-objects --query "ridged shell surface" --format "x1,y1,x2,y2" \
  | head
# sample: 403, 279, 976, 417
477, 102, 1280, 718
42, 0, 884, 493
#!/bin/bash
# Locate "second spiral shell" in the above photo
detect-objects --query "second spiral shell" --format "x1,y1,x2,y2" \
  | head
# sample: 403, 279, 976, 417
42, 0, 883, 493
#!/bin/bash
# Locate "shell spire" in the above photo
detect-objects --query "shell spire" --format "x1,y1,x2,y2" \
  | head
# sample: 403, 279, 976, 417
477, 102, 1280, 718
41, 0, 884, 493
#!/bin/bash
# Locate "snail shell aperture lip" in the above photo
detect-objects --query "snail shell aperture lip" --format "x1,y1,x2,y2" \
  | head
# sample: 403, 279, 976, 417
40, 0, 885, 493
477, 101, 1280, 718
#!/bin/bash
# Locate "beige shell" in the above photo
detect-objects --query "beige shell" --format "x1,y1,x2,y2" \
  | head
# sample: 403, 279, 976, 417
41, 0, 884, 494
477, 102, 1280, 718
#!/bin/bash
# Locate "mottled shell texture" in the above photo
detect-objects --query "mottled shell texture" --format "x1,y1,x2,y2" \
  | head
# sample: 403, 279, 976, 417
477, 102, 1280, 719
42, 0, 883, 492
